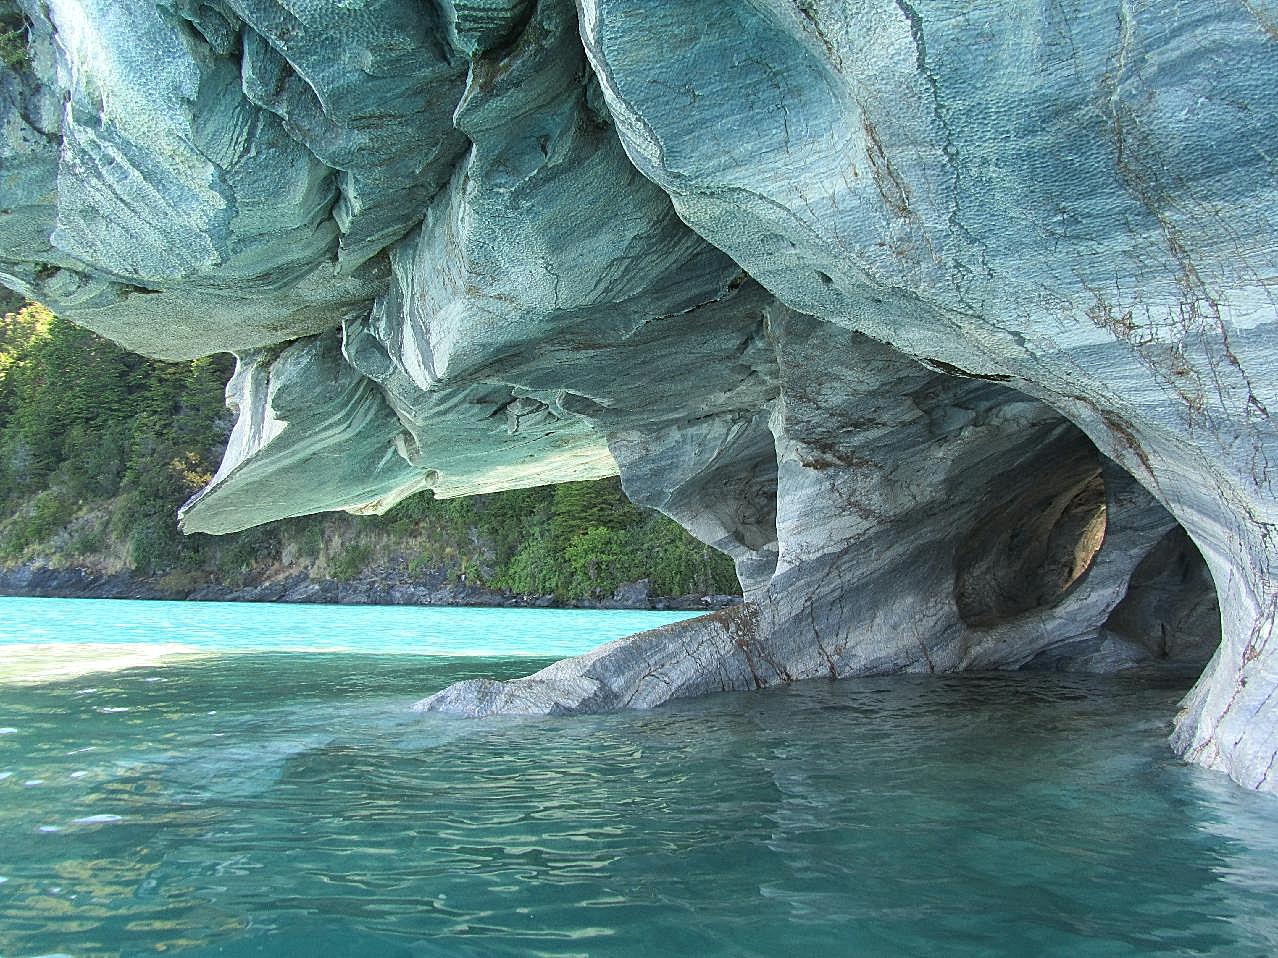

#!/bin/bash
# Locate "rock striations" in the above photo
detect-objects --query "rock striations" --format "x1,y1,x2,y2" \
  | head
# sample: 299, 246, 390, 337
0, 0, 1274, 791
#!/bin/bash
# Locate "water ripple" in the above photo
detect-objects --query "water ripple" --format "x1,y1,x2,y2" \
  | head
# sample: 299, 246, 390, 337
0, 616, 1275, 956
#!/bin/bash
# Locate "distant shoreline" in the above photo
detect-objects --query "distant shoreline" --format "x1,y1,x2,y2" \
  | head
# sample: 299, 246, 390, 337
0, 563, 741, 613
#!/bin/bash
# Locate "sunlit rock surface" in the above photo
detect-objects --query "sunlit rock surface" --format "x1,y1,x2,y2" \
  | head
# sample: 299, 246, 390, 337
0, 0, 1274, 792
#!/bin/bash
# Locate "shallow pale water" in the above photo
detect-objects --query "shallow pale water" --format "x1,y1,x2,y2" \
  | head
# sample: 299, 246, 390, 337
0, 596, 694, 657
1, 599, 1277, 957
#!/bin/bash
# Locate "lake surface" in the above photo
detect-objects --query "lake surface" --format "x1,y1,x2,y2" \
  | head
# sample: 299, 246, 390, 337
1, 598, 1276, 957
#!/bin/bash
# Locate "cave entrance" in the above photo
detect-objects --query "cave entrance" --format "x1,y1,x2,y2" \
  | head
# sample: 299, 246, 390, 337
950, 416, 1222, 669
1101, 526, 1221, 667
954, 430, 1109, 629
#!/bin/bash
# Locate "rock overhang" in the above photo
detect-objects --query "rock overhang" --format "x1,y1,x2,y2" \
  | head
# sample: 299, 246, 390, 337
0, 0, 1274, 793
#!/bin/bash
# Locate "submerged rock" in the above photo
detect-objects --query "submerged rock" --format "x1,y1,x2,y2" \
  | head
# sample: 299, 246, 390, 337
1, 0, 1275, 792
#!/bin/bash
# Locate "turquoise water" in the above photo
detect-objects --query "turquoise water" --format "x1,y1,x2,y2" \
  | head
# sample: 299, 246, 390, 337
0, 596, 695, 657
1, 599, 1277, 956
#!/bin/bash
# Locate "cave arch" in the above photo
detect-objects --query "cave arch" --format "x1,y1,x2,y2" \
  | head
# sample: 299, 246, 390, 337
954, 435, 1108, 630
1102, 527, 1222, 668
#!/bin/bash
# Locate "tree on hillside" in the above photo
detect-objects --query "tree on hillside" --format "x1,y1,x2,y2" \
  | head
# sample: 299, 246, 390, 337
0, 300, 740, 599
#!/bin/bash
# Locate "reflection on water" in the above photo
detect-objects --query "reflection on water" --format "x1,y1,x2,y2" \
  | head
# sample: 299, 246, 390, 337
1, 605, 1277, 956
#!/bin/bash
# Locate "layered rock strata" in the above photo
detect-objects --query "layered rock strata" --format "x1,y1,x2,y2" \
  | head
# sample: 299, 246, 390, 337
0, 0, 1272, 790
421, 314, 1209, 714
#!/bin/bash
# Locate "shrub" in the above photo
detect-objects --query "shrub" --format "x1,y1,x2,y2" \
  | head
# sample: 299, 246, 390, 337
66, 527, 105, 558
638, 517, 740, 597
0, 18, 26, 72
1, 488, 74, 556
126, 515, 182, 575
289, 519, 325, 560
216, 536, 263, 578
330, 543, 372, 581
495, 525, 557, 596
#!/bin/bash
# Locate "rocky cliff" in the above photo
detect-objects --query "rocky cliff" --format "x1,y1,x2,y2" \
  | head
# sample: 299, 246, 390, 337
1, 0, 1274, 792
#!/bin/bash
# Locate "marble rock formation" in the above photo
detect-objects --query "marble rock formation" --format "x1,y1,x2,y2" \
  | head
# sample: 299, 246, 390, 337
0, 0, 1273, 792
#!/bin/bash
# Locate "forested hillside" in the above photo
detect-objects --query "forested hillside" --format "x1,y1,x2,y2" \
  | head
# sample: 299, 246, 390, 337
0, 297, 739, 604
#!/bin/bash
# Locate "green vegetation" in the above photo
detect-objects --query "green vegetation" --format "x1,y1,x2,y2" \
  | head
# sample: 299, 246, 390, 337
0, 300, 234, 575
378, 478, 739, 599
0, 300, 740, 602
0, 1, 28, 71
